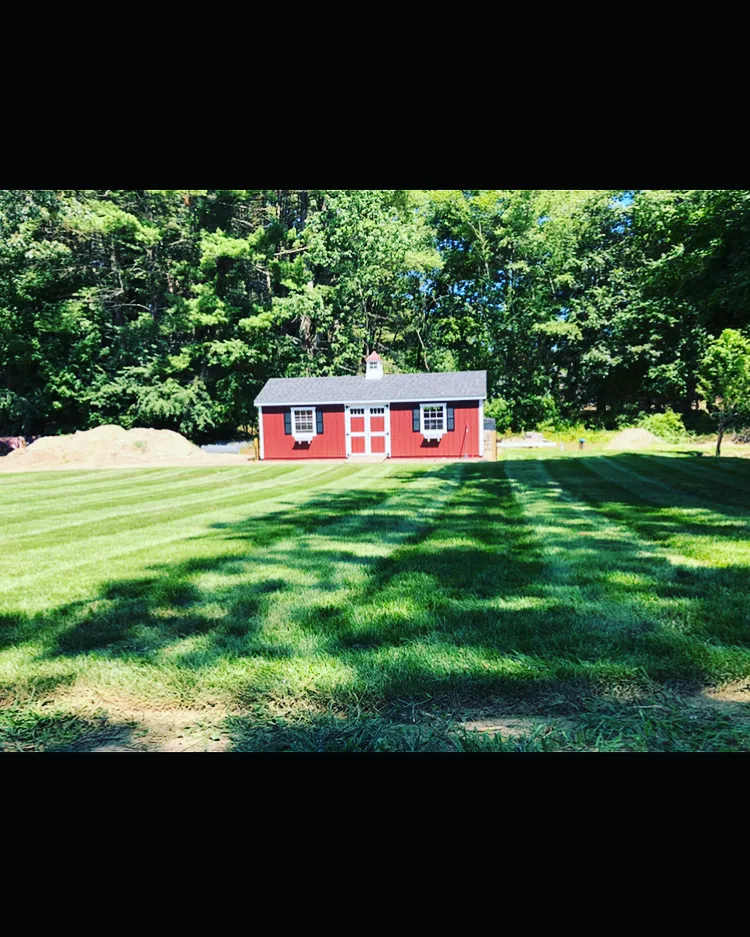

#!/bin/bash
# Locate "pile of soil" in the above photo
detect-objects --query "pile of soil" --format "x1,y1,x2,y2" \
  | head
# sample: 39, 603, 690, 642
1, 425, 212, 469
605, 427, 662, 449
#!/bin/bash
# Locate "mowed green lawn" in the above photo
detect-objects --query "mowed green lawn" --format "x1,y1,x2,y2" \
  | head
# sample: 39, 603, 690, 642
1, 451, 750, 752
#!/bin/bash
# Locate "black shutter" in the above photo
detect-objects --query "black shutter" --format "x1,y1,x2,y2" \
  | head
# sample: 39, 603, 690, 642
447, 406, 455, 431
316, 410, 324, 434
412, 407, 420, 432
284, 410, 292, 435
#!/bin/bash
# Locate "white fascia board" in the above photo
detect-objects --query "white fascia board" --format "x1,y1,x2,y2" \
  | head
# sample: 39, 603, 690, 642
253, 395, 486, 407
478, 398, 484, 457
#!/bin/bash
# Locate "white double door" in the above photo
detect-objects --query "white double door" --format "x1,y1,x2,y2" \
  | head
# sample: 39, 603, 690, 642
345, 404, 390, 456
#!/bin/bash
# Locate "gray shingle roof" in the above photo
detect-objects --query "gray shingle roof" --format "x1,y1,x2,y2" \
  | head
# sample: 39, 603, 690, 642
254, 370, 487, 406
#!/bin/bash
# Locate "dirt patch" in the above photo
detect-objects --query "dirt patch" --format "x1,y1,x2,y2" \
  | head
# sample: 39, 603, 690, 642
461, 715, 577, 737
703, 681, 750, 705
0, 424, 247, 472
63, 706, 231, 752
605, 427, 662, 450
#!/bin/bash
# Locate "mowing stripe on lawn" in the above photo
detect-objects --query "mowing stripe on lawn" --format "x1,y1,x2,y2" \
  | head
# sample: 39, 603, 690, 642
1, 467, 246, 525
0, 461, 299, 507
542, 456, 750, 570
587, 456, 750, 520
289, 458, 732, 700
0, 465, 209, 497
503, 457, 671, 581
0, 463, 228, 502
4, 457, 750, 724
630, 454, 750, 505
0, 465, 296, 521
2, 465, 321, 535
2, 466, 335, 550
225, 464, 466, 660
0, 464, 367, 568
611, 454, 750, 510
579, 457, 750, 558
0, 463, 411, 604
0, 466, 154, 487
0, 463, 457, 710
498, 458, 750, 689
0, 467, 230, 516
503, 457, 750, 628
676, 455, 750, 481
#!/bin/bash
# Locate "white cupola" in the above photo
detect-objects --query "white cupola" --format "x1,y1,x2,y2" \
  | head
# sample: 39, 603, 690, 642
365, 351, 383, 380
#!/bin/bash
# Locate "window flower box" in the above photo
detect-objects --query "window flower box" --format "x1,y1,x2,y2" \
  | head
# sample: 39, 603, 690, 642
420, 403, 448, 440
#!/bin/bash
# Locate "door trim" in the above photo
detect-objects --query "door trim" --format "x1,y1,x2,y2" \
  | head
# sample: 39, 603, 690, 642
345, 404, 391, 457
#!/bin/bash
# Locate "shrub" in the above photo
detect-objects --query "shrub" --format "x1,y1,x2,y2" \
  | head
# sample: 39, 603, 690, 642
534, 421, 617, 445
484, 397, 514, 431
485, 394, 559, 433
637, 409, 688, 444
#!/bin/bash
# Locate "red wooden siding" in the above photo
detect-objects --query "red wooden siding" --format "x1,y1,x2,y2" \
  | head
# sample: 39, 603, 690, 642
390, 401, 480, 458
262, 405, 345, 459
262, 400, 481, 459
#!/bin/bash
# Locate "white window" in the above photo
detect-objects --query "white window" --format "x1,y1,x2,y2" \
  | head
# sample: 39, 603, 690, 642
350, 407, 364, 416
421, 403, 446, 435
367, 361, 380, 373
370, 407, 385, 415
291, 407, 316, 439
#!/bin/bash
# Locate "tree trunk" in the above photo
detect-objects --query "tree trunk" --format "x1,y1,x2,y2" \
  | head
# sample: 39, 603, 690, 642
682, 375, 698, 418
716, 421, 724, 457
111, 238, 125, 326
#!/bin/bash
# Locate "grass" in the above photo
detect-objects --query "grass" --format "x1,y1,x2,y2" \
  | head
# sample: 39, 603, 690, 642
522, 425, 619, 446
1, 450, 749, 752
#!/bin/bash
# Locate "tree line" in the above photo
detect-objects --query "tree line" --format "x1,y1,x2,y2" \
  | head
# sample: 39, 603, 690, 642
1, 189, 749, 441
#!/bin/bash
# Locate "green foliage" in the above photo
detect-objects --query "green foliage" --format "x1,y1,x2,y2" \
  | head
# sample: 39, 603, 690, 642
534, 421, 616, 445
3, 189, 750, 439
637, 408, 689, 443
484, 397, 514, 430
89, 365, 218, 439
698, 329, 750, 426
697, 328, 750, 453
0, 387, 35, 434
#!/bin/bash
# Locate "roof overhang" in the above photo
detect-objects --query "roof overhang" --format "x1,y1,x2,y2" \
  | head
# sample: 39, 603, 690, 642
255, 394, 486, 407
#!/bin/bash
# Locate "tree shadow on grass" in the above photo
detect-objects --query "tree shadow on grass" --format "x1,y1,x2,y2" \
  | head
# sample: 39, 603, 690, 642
540, 454, 750, 565
575, 451, 750, 515
1, 457, 750, 749
222, 690, 750, 752
0, 706, 142, 752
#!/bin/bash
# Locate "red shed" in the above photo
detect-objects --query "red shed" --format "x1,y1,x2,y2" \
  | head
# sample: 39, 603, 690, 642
254, 355, 487, 460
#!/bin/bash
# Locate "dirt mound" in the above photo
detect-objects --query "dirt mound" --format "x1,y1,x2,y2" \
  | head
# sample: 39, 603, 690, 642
2, 424, 210, 468
605, 427, 662, 450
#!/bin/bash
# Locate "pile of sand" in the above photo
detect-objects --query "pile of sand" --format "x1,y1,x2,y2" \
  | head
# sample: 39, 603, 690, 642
605, 427, 662, 450
2, 425, 211, 469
